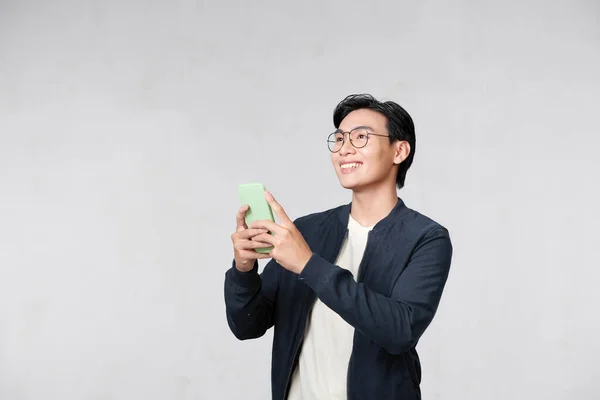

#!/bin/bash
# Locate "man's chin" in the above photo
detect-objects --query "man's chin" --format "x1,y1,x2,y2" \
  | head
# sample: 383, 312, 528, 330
338, 178, 361, 190
338, 177, 380, 193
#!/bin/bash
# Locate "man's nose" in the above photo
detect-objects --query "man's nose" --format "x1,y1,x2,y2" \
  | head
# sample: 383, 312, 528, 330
339, 135, 355, 155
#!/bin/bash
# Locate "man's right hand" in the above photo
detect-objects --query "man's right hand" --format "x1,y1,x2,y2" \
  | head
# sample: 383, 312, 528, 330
231, 205, 272, 272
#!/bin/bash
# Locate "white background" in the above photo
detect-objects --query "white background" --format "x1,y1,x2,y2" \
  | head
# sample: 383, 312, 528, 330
1, 0, 599, 399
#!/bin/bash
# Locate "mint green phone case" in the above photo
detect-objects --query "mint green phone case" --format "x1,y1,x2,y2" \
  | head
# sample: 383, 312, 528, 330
238, 183, 275, 254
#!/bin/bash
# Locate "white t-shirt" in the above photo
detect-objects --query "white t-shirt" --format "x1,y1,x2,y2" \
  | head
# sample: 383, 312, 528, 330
287, 215, 373, 400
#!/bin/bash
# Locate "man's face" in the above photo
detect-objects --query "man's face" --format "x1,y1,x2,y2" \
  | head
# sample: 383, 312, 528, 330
330, 109, 401, 192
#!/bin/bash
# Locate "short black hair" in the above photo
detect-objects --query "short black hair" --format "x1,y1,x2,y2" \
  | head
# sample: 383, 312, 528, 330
333, 93, 416, 189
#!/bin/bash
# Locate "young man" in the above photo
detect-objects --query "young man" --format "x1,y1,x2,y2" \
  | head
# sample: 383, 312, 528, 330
225, 94, 453, 400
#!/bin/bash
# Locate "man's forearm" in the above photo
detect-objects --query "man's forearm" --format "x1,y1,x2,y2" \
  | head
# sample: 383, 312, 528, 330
298, 230, 452, 354
224, 260, 278, 340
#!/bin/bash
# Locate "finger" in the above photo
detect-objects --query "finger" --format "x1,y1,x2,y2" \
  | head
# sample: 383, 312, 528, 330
238, 249, 271, 260
253, 233, 277, 246
264, 191, 292, 224
236, 205, 249, 231
235, 228, 269, 240
236, 239, 273, 250
249, 220, 285, 236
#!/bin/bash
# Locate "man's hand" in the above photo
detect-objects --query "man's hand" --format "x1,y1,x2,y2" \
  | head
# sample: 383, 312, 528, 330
249, 191, 313, 275
231, 205, 271, 272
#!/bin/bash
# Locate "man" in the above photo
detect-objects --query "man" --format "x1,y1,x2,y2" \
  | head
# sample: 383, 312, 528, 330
224, 94, 453, 399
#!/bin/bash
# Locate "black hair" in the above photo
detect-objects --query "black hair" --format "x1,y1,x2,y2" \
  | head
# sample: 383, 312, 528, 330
333, 93, 416, 189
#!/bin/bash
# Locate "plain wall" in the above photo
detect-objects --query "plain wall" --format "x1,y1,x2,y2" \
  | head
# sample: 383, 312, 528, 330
1, 0, 599, 399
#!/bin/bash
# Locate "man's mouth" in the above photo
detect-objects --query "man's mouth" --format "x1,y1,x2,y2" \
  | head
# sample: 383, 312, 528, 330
340, 162, 363, 171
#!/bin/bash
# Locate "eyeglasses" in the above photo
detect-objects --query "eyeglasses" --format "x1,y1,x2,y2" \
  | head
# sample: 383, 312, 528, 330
327, 127, 390, 153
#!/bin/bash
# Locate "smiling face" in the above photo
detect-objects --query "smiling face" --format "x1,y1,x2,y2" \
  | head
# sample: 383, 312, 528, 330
331, 108, 405, 192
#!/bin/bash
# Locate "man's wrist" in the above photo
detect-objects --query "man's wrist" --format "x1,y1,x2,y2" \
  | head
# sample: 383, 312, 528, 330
293, 251, 314, 275
227, 260, 261, 289
234, 262, 255, 273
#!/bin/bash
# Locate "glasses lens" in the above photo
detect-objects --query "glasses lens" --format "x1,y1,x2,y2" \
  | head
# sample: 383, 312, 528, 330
350, 128, 369, 148
327, 132, 344, 152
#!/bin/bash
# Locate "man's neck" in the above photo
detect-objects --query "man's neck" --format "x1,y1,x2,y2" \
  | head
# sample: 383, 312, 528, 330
350, 184, 399, 227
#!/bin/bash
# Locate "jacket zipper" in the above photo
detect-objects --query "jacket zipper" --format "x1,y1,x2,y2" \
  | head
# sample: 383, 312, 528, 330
282, 228, 349, 399
346, 229, 374, 398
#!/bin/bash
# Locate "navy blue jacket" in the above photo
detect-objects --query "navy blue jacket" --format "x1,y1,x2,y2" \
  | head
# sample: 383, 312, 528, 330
224, 198, 453, 399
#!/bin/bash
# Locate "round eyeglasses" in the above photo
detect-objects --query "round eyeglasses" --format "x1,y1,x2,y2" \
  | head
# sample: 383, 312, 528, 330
327, 127, 390, 153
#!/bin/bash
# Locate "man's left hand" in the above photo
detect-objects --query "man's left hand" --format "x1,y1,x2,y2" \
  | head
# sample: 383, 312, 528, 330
249, 191, 313, 274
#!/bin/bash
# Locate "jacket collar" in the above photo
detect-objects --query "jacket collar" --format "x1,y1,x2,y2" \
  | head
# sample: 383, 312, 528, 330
337, 197, 409, 231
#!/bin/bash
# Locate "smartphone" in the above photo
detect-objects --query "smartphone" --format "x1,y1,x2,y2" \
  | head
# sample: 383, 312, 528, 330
238, 183, 275, 254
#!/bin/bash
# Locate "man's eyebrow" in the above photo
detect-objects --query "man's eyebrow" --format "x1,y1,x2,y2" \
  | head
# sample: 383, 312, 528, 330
335, 125, 375, 132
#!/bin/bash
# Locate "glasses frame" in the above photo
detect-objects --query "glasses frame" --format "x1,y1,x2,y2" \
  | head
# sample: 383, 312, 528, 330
327, 127, 390, 153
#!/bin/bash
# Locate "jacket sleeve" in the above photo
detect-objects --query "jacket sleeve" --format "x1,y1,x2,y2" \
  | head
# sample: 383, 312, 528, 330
224, 258, 281, 340
298, 226, 452, 355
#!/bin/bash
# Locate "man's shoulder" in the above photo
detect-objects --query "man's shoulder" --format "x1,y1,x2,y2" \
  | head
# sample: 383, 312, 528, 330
290, 200, 450, 241
400, 204, 450, 241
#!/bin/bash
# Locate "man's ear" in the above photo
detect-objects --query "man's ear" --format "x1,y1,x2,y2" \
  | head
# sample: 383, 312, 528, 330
393, 141, 410, 165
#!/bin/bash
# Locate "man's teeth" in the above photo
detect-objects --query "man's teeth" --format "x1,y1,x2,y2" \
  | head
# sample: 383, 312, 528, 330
341, 163, 362, 169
